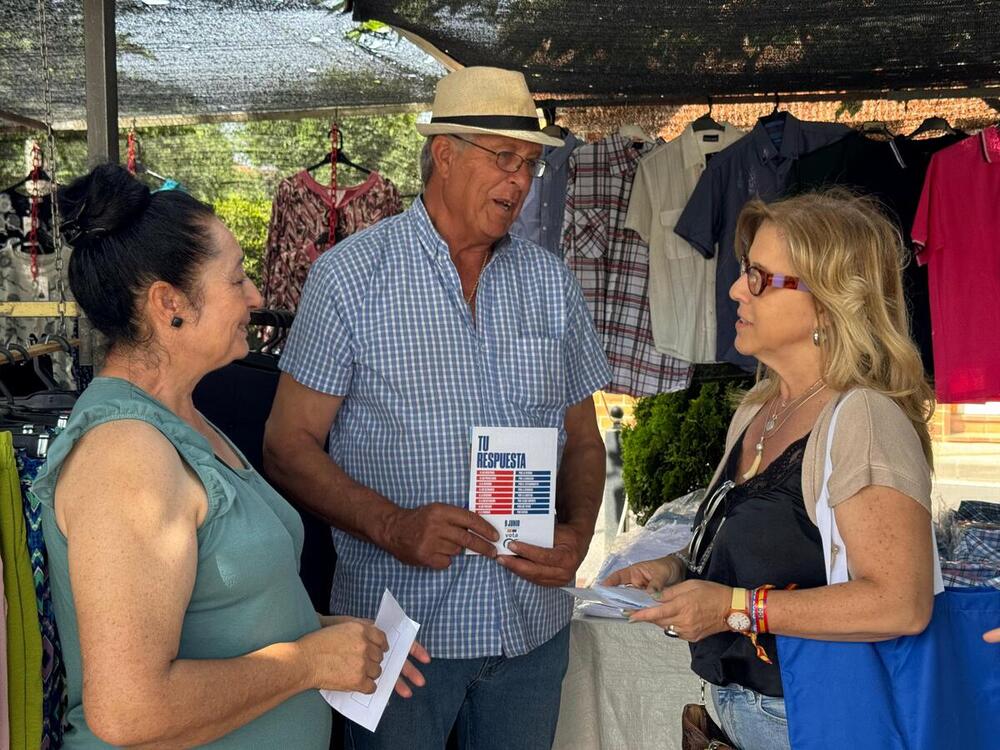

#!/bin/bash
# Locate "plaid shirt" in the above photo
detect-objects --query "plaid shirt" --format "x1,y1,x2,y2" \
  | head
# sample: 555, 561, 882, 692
563, 134, 693, 396
280, 198, 610, 658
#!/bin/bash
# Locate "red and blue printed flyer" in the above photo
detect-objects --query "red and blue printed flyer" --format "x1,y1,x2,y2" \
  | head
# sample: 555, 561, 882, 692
467, 426, 557, 555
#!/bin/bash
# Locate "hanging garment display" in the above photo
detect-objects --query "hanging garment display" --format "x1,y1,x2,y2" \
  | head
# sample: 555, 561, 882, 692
674, 113, 850, 371
912, 126, 1000, 403
790, 130, 965, 377
511, 131, 580, 255
0, 189, 75, 388
0, 431, 44, 750
17, 447, 66, 749
261, 170, 402, 312
563, 133, 693, 397
625, 123, 744, 363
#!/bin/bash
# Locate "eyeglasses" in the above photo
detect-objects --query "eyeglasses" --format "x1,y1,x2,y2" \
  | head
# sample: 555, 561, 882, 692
739, 253, 811, 297
450, 135, 548, 178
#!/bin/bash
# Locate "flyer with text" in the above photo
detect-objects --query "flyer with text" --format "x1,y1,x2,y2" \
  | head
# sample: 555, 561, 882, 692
467, 426, 557, 555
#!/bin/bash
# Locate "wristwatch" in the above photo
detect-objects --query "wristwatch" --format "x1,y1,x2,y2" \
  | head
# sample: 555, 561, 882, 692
725, 587, 751, 633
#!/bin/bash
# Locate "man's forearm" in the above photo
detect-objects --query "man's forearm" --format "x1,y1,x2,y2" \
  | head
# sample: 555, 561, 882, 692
263, 434, 395, 547
555, 436, 606, 537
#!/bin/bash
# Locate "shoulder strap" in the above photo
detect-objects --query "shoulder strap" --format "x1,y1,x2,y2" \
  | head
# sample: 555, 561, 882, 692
818, 391, 944, 592
817, 393, 852, 584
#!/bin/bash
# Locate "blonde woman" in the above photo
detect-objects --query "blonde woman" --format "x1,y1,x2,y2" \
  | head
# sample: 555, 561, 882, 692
606, 190, 937, 750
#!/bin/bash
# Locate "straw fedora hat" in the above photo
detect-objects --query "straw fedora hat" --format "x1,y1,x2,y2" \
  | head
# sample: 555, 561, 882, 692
417, 67, 564, 147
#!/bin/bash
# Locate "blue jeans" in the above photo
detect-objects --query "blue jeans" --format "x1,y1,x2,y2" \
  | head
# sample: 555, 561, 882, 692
345, 625, 571, 750
711, 683, 791, 750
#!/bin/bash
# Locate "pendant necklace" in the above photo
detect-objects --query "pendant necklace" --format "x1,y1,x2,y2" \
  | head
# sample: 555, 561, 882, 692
465, 250, 491, 306
743, 378, 826, 481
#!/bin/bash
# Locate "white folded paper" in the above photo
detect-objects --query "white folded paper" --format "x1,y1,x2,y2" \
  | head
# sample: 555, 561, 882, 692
321, 589, 420, 733
561, 584, 660, 617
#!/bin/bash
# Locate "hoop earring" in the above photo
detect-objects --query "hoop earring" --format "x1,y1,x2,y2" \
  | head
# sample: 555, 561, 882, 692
812, 328, 821, 346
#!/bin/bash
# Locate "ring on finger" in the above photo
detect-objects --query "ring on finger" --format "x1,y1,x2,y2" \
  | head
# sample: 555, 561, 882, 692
664, 625, 680, 638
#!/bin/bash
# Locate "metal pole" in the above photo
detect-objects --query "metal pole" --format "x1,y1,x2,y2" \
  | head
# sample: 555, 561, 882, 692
83, 0, 118, 165
603, 406, 626, 547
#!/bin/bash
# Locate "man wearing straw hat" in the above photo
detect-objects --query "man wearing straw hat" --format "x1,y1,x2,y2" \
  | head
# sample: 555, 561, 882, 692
265, 66, 610, 748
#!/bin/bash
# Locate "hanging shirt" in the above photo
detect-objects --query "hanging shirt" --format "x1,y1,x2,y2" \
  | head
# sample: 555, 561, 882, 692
674, 114, 850, 371
280, 198, 610, 659
790, 130, 965, 377
511, 132, 580, 255
261, 170, 402, 312
625, 123, 744, 363
912, 126, 1000, 403
564, 133, 693, 396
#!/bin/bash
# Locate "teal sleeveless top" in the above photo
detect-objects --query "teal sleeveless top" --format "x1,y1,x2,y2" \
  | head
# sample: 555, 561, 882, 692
31, 377, 332, 749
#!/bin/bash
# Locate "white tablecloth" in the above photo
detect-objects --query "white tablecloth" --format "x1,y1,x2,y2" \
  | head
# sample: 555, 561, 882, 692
554, 614, 705, 750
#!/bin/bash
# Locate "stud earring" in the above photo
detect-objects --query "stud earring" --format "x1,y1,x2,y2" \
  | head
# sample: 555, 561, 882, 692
812, 328, 821, 346
171, 316, 184, 328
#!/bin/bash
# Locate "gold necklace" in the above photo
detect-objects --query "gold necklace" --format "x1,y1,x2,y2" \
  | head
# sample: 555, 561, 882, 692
742, 378, 826, 481
464, 250, 491, 305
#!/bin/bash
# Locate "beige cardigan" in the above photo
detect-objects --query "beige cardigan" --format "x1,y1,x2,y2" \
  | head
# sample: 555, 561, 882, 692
706, 381, 932, 525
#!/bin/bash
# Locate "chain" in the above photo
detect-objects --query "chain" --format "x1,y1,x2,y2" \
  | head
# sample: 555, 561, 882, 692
36, 0, 67, 335
329, 121, 339, 243
28, 140, 42, 281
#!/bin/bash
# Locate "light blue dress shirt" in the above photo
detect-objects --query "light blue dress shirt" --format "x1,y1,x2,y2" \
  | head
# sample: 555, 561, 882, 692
280, 197, 610, 658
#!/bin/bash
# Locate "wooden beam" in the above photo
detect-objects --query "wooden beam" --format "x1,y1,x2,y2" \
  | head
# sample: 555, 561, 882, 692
83, 0, 119, 164
0, 301, 80, 318
0, 110, 49, 131
35, 102, 431, 132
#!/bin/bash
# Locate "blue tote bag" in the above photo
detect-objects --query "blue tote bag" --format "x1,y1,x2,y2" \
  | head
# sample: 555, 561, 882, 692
776, 393, 1000, 748
778, 588, 1000, 748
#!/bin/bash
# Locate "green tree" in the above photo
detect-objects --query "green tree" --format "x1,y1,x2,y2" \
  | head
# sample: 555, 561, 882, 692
620, 382, 743, 525
213, 194, 272, 286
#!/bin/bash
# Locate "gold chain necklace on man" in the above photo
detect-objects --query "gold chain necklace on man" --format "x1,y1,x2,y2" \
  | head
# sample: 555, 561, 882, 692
464, 250, 491, 306
742, 378, 827, 481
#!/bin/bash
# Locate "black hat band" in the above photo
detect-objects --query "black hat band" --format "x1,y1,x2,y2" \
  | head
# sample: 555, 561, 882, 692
429, 114, 541, 132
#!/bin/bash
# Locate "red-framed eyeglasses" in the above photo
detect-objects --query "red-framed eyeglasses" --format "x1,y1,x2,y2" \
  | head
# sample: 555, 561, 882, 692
739, 254, 811, 296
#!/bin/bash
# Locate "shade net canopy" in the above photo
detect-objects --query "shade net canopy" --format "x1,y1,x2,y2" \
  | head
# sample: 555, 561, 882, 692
353, 0, 1000, 103
1, 0, 445, 127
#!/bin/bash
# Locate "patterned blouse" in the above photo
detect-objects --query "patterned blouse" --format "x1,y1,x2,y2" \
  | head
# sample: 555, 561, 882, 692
261, 170, 402, 312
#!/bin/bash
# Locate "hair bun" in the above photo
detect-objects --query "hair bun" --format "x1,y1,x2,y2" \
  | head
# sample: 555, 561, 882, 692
59, 163, 152, 244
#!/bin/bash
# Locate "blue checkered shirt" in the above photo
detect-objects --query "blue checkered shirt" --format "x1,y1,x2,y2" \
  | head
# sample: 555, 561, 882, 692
280, 197, 611, 658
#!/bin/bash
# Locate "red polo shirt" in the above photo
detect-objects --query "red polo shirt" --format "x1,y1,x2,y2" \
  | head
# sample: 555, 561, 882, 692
913, 126, 1000, 403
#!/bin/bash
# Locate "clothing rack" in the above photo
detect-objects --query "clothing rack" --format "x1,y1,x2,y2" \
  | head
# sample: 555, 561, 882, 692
0, 338, 79, 365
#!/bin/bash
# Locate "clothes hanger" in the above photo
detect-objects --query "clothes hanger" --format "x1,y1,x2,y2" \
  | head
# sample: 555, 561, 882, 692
905, 116, 965, 139
305, 129, 372, 176
758, 92, 785, 125
858, 121, 896, 139
2, 169, 52, 194
691, 96, 724, 132
541, 106, 567, 139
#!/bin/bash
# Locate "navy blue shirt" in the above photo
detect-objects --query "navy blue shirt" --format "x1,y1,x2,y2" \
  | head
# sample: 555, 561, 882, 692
674, 114, 849, 370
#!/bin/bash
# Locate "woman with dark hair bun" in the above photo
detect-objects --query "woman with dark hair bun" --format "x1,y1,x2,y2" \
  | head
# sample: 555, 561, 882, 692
30, 164, 428, 749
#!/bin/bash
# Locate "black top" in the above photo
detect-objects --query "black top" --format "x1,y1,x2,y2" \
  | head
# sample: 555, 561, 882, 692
789, 131, 966, 377
686, 430, 826, 697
